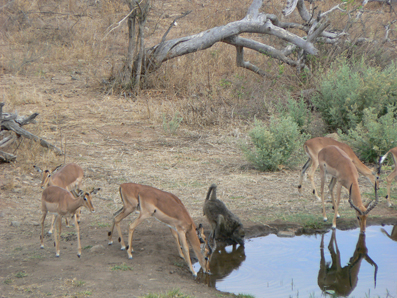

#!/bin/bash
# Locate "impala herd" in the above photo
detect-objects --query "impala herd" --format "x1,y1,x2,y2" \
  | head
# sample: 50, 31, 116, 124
33, 138, 397, 276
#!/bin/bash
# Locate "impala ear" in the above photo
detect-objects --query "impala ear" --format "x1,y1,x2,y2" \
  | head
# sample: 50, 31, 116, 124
90, 187, 101, 194
51, 164, 63, 173
33, 165, 42, 173
77, 189, 84, 197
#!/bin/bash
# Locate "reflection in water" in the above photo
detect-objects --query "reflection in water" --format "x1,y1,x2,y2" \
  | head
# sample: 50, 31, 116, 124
318, 230, 378, 297
193, 226, 397, 298
381, 225, 397, 241
196, 243, 246, 287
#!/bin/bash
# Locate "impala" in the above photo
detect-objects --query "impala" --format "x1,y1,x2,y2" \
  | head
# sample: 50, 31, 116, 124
318, 145, 379, 232
318, 229, 377, 297
40, 186, 100, 257
108, 183, 211, 276
379, 146, 397, 207
299, 137, 378, 201
34, 163, 84, 232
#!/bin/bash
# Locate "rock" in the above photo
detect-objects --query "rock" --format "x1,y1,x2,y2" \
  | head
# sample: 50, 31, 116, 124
10, 221, 20, 227
90, 244, 105, 253
277, 230, 295, 238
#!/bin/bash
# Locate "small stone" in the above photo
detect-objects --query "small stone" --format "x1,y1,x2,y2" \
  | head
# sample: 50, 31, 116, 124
11, 221, 21, 227
277, 231, 295, 238
32, 222, 40, 226
90, 244, 105, 253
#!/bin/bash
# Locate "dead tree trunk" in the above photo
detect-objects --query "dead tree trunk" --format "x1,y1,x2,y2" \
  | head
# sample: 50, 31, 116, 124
133, 0, 345, 79
0, 103, 62, 162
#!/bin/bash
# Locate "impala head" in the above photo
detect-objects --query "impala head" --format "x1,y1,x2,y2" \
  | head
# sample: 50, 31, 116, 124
348, 183, 379, 234
33, 165, 62, 189
196, 223, 212, 273
77, 187, 101, 213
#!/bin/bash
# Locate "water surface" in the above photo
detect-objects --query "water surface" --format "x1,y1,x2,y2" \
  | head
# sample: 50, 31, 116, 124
195, 225, 397, 297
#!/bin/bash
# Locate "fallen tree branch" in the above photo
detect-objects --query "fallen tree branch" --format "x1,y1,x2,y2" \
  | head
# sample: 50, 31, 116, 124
0, 103, 63, 160
0, 150, 16, 162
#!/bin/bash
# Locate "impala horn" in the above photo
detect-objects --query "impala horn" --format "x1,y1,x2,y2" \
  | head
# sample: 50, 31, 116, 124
348, 184, 363, 215
364, 183, 379, 215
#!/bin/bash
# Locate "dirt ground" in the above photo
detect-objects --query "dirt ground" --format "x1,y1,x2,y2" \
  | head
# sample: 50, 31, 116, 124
1, 74, 397, 298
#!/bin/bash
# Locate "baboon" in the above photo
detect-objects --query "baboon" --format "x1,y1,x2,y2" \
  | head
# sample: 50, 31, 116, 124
203, 184, 245, 246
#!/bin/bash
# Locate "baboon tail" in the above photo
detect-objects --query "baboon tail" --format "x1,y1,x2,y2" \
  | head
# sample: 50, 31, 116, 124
205, 184, 217, 201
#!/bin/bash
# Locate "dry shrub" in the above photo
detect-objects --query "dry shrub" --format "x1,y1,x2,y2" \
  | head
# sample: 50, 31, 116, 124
1, 0, 396, 131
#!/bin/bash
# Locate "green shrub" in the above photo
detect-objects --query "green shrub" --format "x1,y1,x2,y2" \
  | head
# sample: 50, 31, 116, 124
162, 112, 183, 134
312, 58, 397, 133
338, 106, 397, 163
277, 96, 312, 134
242, 116, 308, 171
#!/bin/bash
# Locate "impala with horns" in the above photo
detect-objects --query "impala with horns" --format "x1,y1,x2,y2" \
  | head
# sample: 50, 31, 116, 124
379, 146, 397, 207
34, 163, 84, 233
318, 145, 379, 233
40, 186, 100, 257
318, 229, 378, 297
108, 183, 211, 276
299, 137, 378, 201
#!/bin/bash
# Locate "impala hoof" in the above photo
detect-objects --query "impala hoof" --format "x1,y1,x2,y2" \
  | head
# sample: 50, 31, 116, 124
40, 245, 44, 249
332, 225, 336, 230
337, 214, 340, 218
120, 246, 126, 251
56, 253, 60, 257
108, 241, 113, 245
48, 231, 52, 235
323, 218, 328, 222
77, 254, 81, 258
128, 255, 133, 259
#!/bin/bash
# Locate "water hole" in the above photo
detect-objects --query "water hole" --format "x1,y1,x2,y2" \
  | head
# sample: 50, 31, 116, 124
194, 225, 397, 297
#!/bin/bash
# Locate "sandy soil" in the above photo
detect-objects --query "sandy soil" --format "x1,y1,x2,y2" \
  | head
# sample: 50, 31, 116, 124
1, 74, 397, 298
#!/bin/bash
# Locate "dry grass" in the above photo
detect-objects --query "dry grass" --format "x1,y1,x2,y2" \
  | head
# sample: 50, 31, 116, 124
1, 0, 397, 130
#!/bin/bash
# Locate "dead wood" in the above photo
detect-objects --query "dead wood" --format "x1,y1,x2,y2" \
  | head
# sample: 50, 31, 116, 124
0, 103, 62, 162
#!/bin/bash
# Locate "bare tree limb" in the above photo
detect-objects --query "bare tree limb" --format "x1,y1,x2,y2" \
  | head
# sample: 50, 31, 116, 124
0, 150, 16, 162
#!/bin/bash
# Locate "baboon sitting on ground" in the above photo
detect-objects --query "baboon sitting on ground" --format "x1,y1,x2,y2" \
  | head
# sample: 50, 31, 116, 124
203, 184, 245, 246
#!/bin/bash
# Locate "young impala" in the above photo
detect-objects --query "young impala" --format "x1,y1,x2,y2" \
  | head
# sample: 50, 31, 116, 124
318, 145, 379, 233
40, 186, 100, 257
379, 146, 397, 207
108, 183, 211, 276
34, 163, 84, 232
299, 137, 378, 201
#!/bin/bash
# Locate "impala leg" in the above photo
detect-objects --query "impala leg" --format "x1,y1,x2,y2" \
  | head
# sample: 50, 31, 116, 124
332, 184, 342, 229
40, 211, 47, 248
75, 215, 82, 258
75, 208, 81, 224
48, 215, 55, 234
64, 216, 71, 227
385, 171, 396, 207
54, 215, 61, 257
109, 207, 134, 249
308, 158, 321, 201
170, 228, 185, 259
126, 214, 147, 259
320, 169, 327, 222
178, 230, 196, 276
329, 177, 340, 218
298, 158, 312, 194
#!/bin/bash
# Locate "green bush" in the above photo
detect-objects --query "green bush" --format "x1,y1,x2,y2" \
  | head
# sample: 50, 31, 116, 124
312, 58, 397, 133
242, 116, 308, 171
162, 112, 183, 134
338, 106, 397, 163
277, 96, 312, 134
